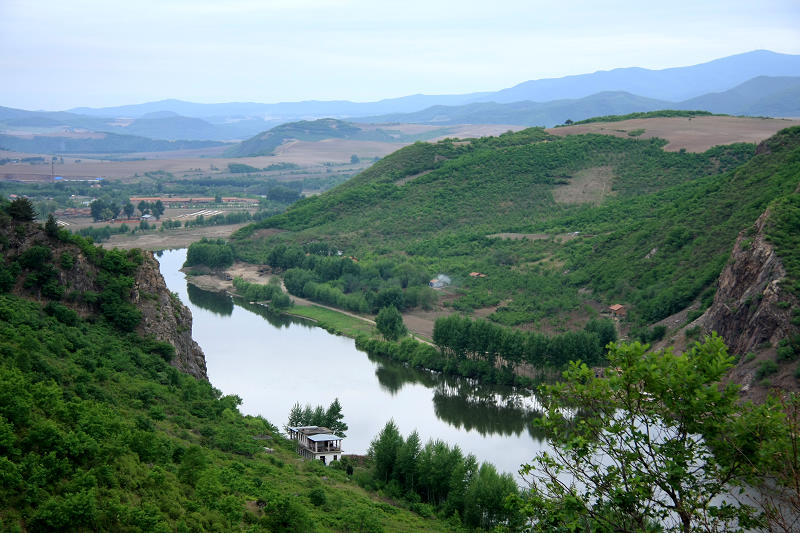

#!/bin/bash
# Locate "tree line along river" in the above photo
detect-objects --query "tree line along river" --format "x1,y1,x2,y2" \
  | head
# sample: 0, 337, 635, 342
158, 248, 550, 480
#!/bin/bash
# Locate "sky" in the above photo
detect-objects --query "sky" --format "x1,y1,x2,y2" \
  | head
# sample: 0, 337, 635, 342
1, 0, 799, 111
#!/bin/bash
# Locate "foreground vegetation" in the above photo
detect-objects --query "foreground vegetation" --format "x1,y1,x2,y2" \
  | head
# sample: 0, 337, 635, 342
0, 201, 462, 532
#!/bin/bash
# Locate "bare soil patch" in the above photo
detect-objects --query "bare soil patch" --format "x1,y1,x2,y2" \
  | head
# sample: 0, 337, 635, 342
186, 262, 271, 292
402, 308, 455, 339
553, 165, 615, 205
547, 116, 800, 153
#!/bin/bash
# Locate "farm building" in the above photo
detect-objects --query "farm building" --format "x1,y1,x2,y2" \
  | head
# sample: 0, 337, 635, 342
286, 426, 343, 465
608, 304, 627, 318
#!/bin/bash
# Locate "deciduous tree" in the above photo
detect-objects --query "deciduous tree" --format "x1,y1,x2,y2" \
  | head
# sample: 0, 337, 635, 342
376, 306, 407, 341
519, 335, 777, 532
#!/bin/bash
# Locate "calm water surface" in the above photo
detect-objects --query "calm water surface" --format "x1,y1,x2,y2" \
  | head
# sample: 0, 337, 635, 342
158, 248, 548, 479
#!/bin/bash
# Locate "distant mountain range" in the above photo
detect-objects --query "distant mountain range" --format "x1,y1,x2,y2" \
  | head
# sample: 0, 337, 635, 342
358, 76, 800, 127
1, 50, 798, 151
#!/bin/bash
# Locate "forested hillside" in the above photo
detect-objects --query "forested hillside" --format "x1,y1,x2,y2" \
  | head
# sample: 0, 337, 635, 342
0, 202, 466, 532
232, 125, 800, 333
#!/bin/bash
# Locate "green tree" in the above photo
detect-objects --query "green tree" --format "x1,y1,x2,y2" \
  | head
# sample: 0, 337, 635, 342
376, 306, 407, 341
90, 199, 108, 221
324, 398, 348, 437
369, 419, 403, 484
123, 202, 135, 219
519, 334, 776, 532
137, 200, 149, 217
8, 197, 37, 221
152, 200, 165, 220
286, 402, 303, 429
44, 214, 58, 237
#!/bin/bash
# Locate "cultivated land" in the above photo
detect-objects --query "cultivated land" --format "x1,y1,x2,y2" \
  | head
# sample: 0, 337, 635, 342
547, 115, 800, 152
101, 223, 250, 251
0, 123, 524, 182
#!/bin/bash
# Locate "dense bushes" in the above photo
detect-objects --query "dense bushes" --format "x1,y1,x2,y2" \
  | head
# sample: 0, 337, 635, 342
265, 243, 433, 314
766, 191, 800, 295
434, 314, 611, 368
227, 126, 795, 334
231, 277, 292, 309
185, 238, 234, 270
366, 420, 523, 529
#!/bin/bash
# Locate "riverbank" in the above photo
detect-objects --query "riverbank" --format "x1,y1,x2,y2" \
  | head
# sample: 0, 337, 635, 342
183, 261, 436, 344
182, 262, 560, 388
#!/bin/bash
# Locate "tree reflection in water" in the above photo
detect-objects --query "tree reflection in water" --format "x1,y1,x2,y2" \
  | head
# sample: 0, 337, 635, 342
367, 351, 546, 441
186, 284, 233, 316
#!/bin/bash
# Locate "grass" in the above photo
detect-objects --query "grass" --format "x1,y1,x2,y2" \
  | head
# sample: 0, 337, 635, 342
288, 304, 375, 338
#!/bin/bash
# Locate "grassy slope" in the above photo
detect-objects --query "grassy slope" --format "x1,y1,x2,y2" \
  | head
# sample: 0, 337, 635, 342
232, 125, 798, 332
0, 221, 455, 532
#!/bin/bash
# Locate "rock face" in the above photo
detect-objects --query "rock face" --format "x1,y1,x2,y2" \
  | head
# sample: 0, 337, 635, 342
697, 209, 799, 398
2, 220, 208, 381
133, 252, 208, 380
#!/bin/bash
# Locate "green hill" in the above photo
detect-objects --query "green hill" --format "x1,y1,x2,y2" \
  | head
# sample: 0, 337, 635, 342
0, 206, 463, 532
225, 118, 449, 157
232, 124, 799, 333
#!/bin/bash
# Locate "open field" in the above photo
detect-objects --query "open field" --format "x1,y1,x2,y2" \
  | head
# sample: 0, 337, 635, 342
0, 123, 525, 182
552, 165, 615, 205
99, 223, 248, 250
547, 116, 800, 152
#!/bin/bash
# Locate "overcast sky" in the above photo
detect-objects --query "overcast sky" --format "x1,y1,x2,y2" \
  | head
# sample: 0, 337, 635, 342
2, 0, 799, 110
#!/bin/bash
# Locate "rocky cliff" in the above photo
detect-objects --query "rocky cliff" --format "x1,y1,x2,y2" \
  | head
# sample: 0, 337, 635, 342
133, 252, 208, 380
1, 218, 207, 381
697, 208, 799, 399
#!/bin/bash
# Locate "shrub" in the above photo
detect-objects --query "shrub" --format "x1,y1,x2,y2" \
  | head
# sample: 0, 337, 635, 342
756, 360, 779, 380
308, 487, 326, 507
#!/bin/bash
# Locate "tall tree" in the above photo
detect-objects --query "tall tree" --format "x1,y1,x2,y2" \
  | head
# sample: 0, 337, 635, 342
518, 335, 778, 532
376, 305, 407, 341
286, 402, 303, 429
8, 197, 37, 221
369, 420, 403, 484
324, 398, 348, 437
44, 214, 59, 237
152, 200, 165, 220
123, 202, 135, 219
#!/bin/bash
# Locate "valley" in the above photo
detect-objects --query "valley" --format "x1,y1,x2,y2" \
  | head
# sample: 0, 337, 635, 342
3, 36, 800, 530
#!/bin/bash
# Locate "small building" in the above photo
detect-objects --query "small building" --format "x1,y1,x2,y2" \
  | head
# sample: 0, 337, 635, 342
608, 304, 627, 318
286, 426, 343, 465
469, 272, 487, 278
429, 274, 452, 289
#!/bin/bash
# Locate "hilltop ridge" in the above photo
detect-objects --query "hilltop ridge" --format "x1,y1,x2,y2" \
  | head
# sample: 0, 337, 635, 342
230, 121, 800, 397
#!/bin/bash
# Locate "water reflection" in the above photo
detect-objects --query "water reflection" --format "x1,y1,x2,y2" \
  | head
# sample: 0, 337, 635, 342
187, 284, 234, 316
232, 297, 316, 330
368, 351, 546, 441
160, 248, 551, 476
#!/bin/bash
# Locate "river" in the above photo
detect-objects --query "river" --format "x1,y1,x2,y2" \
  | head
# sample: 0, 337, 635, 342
158, 248, 548, 479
